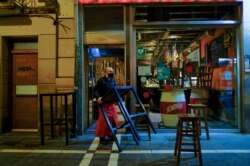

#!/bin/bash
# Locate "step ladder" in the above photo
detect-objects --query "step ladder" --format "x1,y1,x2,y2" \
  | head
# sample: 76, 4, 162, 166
100, 86, 157, 152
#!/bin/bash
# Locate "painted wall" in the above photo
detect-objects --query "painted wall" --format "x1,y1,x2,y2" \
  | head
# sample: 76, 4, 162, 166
199, 28, 236, 90
200, 29, 224, 58
0, 0, 76, 134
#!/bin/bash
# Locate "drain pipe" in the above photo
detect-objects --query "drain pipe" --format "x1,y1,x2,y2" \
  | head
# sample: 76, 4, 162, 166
75, 0, 85, 135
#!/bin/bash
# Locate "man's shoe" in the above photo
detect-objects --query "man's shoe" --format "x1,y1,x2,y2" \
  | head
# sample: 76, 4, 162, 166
99, 137, 108, 144
108, 135, 115, 142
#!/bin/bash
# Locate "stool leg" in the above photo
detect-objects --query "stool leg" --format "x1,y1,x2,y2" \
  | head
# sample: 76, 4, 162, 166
192, 120, 197, 157
147, 121, 151, 141
174, 121, 180, 156
203, 109, 210, 140
196, 119, 203, 166
177, 121, 183, 164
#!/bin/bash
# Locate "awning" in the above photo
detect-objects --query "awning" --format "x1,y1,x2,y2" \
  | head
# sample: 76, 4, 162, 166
78, 0, 239, 4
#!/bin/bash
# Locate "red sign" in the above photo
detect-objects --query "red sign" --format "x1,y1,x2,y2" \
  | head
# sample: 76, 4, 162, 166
160, 102, 186, 114
79, 0, 237, 4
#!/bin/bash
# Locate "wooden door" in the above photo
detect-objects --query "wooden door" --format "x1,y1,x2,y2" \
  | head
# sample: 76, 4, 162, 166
12, 49, 38, 130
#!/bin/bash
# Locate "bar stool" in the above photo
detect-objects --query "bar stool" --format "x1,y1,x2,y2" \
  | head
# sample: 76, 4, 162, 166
188, 103, 210, 140
134, 104, 151, 141
174, 114, 203, 166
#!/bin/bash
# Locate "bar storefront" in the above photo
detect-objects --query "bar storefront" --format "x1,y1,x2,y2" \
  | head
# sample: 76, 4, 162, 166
78, 0, 242, 131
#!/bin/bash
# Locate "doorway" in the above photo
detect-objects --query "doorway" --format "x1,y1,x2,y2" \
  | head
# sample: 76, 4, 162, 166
11, 49, 38, 131
86, 45, 125, 128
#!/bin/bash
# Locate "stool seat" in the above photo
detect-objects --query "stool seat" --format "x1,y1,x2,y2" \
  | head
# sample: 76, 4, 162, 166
135, 104, 150, 111
174, 113, 203, 166
188, 103, 210, 140
188, 103, 207, 108
178, 113, 200, 119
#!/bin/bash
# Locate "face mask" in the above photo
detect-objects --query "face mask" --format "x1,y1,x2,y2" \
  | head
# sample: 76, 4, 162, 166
108, 73, 114, 78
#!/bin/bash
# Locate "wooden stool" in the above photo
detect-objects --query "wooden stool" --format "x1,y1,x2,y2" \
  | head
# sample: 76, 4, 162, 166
174, 114, 203, 166
188, 103, 210, 140
134, 104, 151, 141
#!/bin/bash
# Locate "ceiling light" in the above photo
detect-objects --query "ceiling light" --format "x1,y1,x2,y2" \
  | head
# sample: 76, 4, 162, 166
168, 35, 182, 39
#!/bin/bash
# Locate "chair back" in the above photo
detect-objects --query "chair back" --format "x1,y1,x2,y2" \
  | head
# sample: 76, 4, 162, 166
197, 66, 213, 88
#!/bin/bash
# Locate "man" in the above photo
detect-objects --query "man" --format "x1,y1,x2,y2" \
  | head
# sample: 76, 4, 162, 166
94, 67, 118, 144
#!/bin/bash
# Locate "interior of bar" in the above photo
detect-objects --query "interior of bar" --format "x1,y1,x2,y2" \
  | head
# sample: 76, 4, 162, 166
135, 27, 236, 129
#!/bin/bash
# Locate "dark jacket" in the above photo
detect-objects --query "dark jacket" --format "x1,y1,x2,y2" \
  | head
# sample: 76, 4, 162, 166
94, 76, 116, 99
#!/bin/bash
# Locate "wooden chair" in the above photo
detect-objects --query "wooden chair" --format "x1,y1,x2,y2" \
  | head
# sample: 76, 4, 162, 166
187, 66, 213, 88
187, 66, 213, 140
187, 103, 210, 140
134, 104, 151, 141
197, 66, 213, 88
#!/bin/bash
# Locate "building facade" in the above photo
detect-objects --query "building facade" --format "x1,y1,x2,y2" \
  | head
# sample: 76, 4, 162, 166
0, 0, 250, 135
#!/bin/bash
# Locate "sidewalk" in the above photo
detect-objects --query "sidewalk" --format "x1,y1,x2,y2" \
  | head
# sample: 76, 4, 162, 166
0, 131, 250, 166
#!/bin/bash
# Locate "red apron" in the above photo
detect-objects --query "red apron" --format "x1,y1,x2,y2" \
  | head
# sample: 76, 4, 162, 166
95, 103, 118, 137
